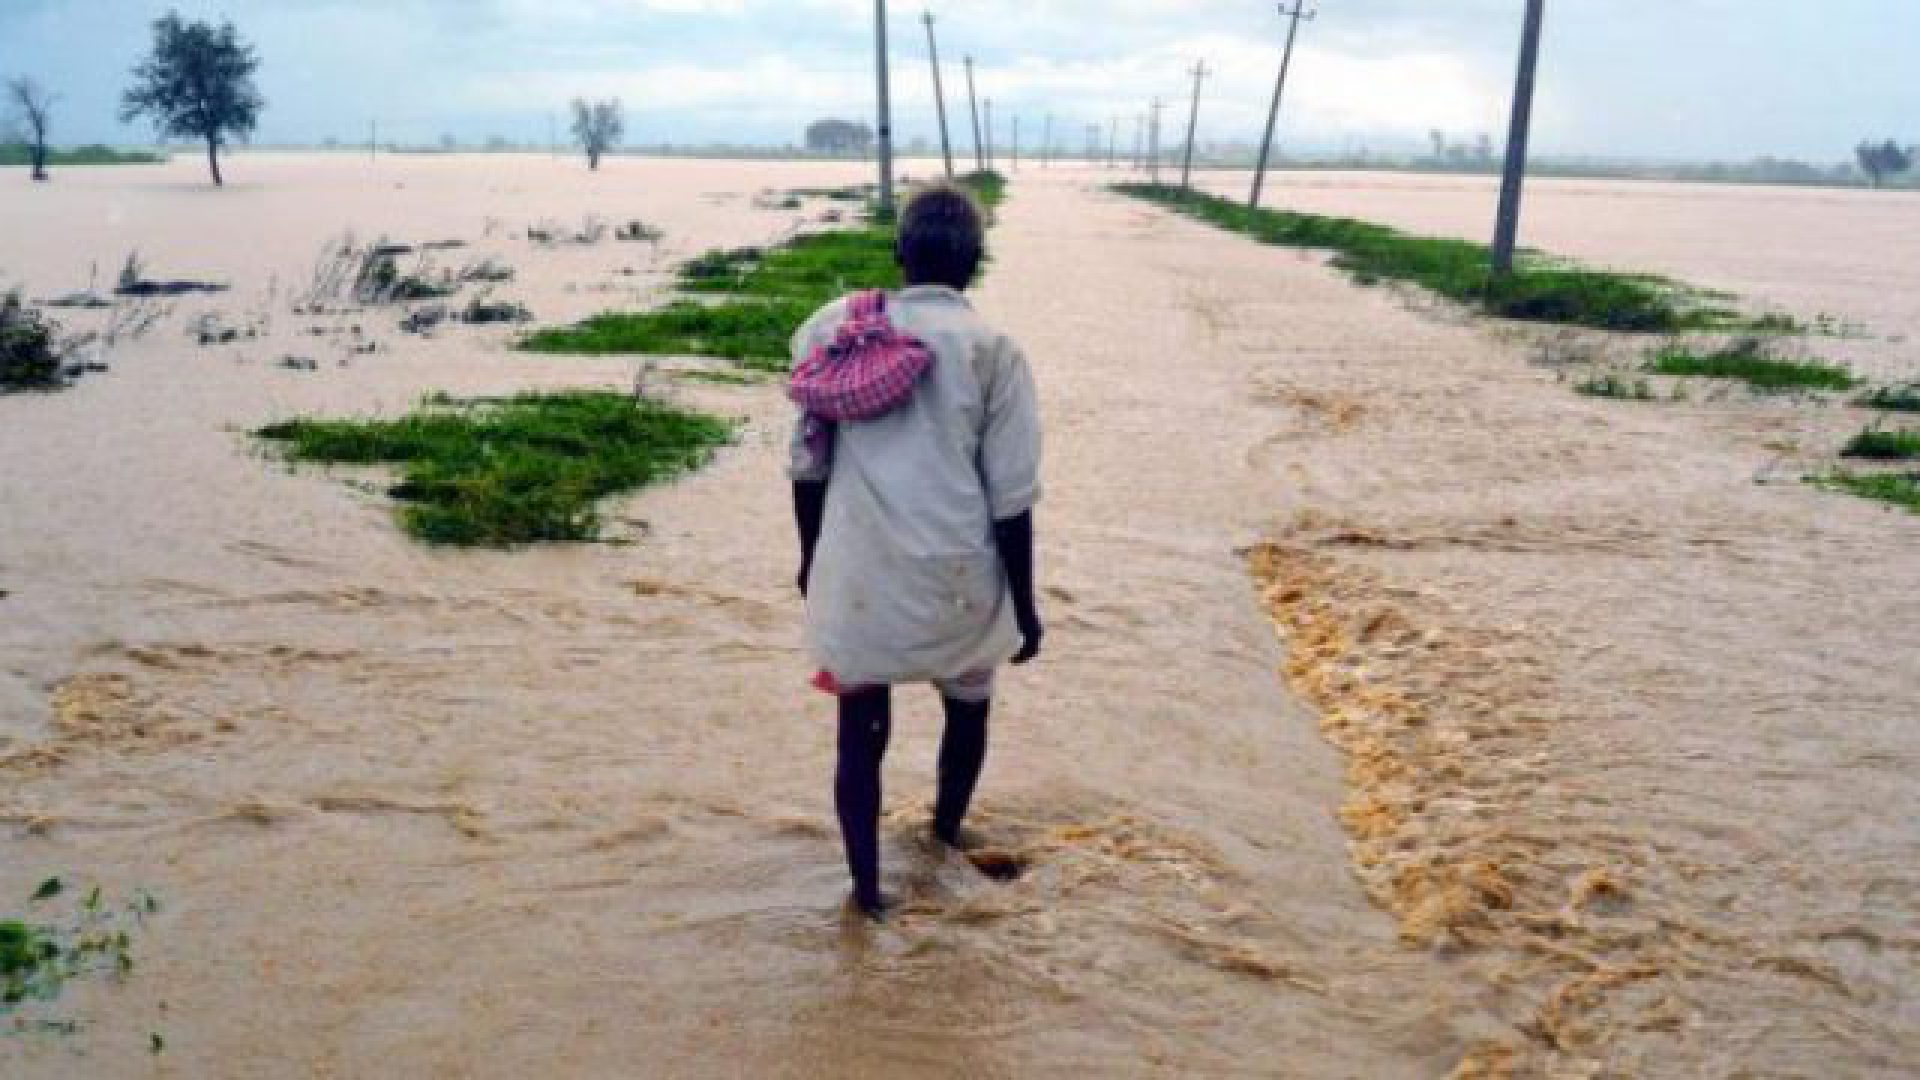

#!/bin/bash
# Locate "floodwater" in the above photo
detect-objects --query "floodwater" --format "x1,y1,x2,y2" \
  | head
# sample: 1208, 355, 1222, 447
2, 157, 1916, 1077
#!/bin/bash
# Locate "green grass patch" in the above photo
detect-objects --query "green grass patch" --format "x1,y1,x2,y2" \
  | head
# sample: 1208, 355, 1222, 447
1, 143, 164, 168
1857, 384, 1920, 413
1822, 471, 1920, 514
1114, 183, 1758, 334
524, 170, 1006, 369
1842, 426, 1920, 461
673, 367, 774, 386
1647, 338, 1858, 392
256, 391, 733, 546
1575, 373, 1655, 401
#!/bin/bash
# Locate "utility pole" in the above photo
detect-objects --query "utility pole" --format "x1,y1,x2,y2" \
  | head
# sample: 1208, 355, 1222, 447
1250, 1, 1316, 209
922, 10, 955, 179
873, 0, 897, 218
984, 97, 994, 170
1042, 114, 1053, 167
369, 119, 377, 161
1180, 59, 1209, 191
1148, 98, 1165, 185
1491, 0, 1545, 276
964, 56, 984, 172
1107, 116, 1119, 168
1133, 114, 1145, 170
1012, 115, 1020, 170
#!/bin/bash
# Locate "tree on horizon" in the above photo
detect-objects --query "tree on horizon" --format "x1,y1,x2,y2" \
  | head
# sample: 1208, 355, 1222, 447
1855, 139, 1914, 188
121, 11, 263, 186
571, 98, 624, 171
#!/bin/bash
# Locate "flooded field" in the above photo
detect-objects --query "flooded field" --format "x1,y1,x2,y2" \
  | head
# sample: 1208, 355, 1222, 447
3, 157, 1917, 1076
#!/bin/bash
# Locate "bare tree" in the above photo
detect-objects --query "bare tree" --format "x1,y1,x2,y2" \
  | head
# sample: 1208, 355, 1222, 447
6, 78, 55, 182
571, 98, 624, 170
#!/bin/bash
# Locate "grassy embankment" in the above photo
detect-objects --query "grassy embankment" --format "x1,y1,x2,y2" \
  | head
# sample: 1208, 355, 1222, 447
257, 393, 731, 547
1114, 183, 1780, 334
1, 144, 165, 167
524, 170, 1007, 371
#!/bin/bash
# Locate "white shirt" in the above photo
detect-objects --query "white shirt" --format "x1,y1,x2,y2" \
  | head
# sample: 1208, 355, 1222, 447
789, 285, 1043, 686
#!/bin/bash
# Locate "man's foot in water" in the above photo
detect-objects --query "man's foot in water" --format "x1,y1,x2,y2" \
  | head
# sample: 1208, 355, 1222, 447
848, 888, 894, 922
932, 819, 984, 851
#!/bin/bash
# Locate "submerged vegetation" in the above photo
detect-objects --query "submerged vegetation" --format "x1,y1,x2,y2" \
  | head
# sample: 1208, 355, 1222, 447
1842, 426, 1920, 461
256, 391, 732, 546
1821, 471, 1920, 514
1115, 183, 1766, 333
1646, 338, 1858, 392
524, 170, 1006, 370
3, 878, 155, 1019
1574, 373, 1656, 401
1857, 384, 1920, 413
0, 292, 66, 391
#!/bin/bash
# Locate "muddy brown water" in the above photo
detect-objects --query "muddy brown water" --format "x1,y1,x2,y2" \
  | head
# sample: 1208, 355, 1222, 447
2, 157, 1916, 1076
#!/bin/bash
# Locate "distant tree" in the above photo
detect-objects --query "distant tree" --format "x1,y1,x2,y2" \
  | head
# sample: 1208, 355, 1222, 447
5, 78, 56, 182
1474, 132, 1495, 164
120, 11, 263, 186
805, 118, 873, 156
571, 98, 624, 170
1854, 139, 1913, 188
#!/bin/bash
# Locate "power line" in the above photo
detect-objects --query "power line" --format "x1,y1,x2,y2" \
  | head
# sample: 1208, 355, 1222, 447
1250, 1, 1316, 209
1491, 0, 1546, 275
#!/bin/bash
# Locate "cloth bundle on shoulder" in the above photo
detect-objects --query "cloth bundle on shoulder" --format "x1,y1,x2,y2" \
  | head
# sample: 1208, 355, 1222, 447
789, 289, 934, 464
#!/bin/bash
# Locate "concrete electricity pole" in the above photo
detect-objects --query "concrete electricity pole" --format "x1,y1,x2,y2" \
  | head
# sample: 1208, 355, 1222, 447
1133, 114, 1145, 170
1042, 114, 1053, 167
964, 56, 985, 172
1491, 0, 1546, 276
873, 0, 896, 218
1250, 1, 1316, 209
1108, 116, 1119, 168
922, 10, 955, 179
1180, 60, 1209, 191
985, 97, 995, 170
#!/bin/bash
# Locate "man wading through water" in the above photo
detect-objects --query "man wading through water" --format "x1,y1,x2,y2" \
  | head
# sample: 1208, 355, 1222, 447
789, 184, 1044, 920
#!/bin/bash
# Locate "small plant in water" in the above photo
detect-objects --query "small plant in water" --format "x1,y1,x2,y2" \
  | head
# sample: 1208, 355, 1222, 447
3, 878, 157, 1021
1857, 383, 1920, 413
1, 293, 68, 391
1842, 425, 1920, 461
1647, 337, 1858, 393
1575, 373, 1656, 401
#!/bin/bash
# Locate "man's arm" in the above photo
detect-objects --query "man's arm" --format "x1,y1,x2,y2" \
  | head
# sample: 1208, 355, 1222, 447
794, 479, 828, 596
993, 511, 1042, 664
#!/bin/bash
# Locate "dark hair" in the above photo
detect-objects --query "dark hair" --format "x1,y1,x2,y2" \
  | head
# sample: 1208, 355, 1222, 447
895, 184, 985, 290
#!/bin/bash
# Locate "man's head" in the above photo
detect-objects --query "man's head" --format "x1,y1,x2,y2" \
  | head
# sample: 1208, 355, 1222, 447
895, 184, 985, 290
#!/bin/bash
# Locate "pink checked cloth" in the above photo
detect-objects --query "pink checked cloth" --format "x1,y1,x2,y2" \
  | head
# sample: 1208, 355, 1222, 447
788, 290, 934, 465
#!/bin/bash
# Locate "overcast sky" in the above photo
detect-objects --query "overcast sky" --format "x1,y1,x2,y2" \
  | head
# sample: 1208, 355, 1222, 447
2, 0, 1914, 160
